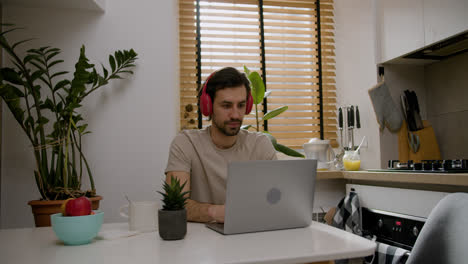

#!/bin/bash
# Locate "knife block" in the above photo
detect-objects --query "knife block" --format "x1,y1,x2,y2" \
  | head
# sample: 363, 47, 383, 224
398, 120, 441, 163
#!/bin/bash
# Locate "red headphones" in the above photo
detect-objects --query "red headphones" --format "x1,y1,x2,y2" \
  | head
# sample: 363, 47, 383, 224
199, 71, 254, 117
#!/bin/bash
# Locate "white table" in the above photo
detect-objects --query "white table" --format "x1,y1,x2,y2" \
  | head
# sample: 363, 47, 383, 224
1, 221, 375, 264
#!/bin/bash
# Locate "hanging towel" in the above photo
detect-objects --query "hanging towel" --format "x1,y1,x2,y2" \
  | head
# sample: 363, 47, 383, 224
332, 191, 362, 236
365, 242, 410, 264
332, 191, 409, 264
332, 191, 363, 264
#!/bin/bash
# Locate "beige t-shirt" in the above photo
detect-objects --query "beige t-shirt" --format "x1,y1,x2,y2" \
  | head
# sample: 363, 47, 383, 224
165, 127, 277, 205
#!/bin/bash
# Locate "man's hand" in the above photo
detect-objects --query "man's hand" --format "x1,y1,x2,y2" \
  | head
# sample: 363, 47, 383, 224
208, 204, 225, 223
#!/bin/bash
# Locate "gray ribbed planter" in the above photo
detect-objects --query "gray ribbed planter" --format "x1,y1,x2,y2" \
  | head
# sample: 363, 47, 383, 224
158, 208, 187, 240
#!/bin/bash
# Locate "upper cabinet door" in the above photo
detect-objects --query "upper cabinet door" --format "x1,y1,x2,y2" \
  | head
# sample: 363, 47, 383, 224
423, 0, 468, 45
378, 0, 425, 63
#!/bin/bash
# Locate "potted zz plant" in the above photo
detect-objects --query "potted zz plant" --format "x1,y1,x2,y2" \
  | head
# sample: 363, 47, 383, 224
157, 176, 190, 240
0, 25, 138, 226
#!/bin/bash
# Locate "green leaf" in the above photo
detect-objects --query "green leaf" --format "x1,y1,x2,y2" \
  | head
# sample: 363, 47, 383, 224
51, 71, 68, 79
275, 143, 305, 158
45, 47, 60, 54
70, 45, 94, 98
30, 69, 44, 81
101, 64, 108, 79
23, 54, 40, 65
0, 68, 23, 85
54, 80, 70, 92
78, 124, 88, 134
29, 61, 46, 72
56, 102, 63, 112
0, 27, 24, 38
98, 76, 108, 86
38, 77, 51, 87
0, 84, 24, 97
109, 55, 116, 72
46, 51, 60, 62
241, 124, 252, 130
248, 71, 265, 105
27, 48, 42, 55
12, 38, 35, 50
115, 50, 123, 66
243, 65, 251, 76
36, 116, 49, 125
263, 106, 288, 121
41, 98, 55, 110
25, 116, 34, 128
39, 46, 50, 52
48, 59, 64, 68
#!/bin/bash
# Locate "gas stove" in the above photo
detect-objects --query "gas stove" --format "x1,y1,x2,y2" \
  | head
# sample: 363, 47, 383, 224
372, 159, 468, 173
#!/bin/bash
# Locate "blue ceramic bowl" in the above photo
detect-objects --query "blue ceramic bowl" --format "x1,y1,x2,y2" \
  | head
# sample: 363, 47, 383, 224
51, 211, 103, 245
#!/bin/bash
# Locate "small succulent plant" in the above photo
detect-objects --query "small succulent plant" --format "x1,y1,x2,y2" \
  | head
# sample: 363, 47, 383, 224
158, 176, 190, 211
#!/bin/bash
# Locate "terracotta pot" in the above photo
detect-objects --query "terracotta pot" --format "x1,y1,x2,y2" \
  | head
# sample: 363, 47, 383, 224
28, 196, 103, 227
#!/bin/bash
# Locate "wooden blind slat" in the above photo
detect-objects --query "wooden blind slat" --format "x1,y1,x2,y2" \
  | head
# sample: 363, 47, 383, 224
179, 0, 337, 146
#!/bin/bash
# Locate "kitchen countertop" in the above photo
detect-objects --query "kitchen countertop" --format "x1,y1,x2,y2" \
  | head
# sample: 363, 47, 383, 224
317, 170, 468, 187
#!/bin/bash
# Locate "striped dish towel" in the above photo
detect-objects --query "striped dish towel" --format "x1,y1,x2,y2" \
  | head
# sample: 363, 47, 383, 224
365, 241, 409, 264
332, 190, 362, 236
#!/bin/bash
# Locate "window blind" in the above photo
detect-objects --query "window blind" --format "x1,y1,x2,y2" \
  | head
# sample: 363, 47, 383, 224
178, 0, 337, 149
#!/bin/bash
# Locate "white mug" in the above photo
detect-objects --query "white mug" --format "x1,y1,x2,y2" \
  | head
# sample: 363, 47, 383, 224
119, 201, 158, 232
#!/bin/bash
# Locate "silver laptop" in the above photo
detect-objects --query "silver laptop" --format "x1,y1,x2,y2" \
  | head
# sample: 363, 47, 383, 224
206, 159, 317, 235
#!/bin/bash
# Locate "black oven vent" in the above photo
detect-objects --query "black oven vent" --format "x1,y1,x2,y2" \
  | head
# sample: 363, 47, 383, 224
403, 30, 468, 60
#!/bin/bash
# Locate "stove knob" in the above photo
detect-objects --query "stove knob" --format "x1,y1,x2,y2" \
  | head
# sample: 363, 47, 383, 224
378, 219, 383, 228
423, 162, 432, 171
388, 160, 399, 169
412, 226, 419, 237
432, 161, 442, 171
443, 160, 453, 170
414, 163, 423, 170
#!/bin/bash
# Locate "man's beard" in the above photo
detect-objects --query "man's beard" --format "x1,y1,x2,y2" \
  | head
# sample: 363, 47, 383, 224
212, 115, 242, 136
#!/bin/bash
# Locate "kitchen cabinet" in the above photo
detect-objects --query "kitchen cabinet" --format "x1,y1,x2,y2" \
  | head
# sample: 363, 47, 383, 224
423, 0, 468, 45
377, 0, 468, 64
0, 0, 105, 12
377, 0, 425, 63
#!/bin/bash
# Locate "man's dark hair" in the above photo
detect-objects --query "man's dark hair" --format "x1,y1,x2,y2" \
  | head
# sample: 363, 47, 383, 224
198, 67, 251, 103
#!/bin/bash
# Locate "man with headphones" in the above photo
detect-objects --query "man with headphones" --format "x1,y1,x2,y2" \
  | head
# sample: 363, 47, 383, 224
165, 67, 277, 223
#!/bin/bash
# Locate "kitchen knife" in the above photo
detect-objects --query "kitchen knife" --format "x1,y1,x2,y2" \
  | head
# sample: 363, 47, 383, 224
356, 106, 361, 129
350, 106, 355, 148
403, 90, 416, 131
411, 91, 424, 130
338, 107, 343, 148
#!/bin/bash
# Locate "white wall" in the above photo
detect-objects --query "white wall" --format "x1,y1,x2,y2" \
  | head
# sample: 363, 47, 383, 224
426, 52, 468, 159
310, 0, 380, 213
1, 0, 178, 228
335, 0, 381, 169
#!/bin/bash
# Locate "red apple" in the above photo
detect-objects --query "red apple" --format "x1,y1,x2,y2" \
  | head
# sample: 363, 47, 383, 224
65, 196, 92, 216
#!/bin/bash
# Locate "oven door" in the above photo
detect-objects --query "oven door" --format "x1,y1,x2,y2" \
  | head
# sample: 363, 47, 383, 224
362, 207, 425, 251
